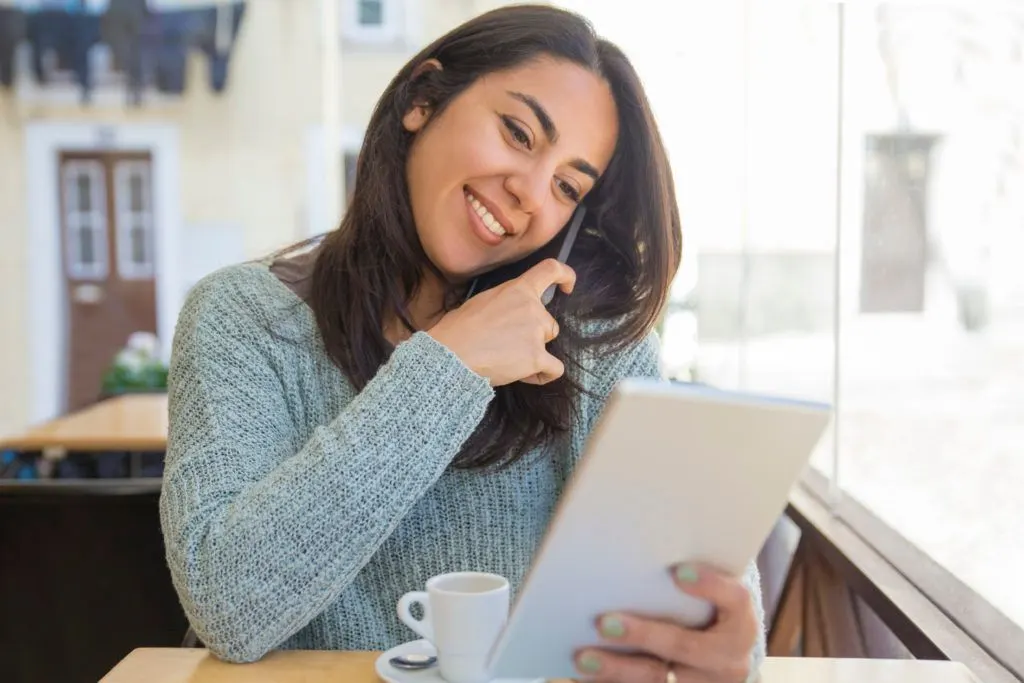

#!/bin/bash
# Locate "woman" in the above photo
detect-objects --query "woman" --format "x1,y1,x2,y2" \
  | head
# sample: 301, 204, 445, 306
160, 4, 765, 682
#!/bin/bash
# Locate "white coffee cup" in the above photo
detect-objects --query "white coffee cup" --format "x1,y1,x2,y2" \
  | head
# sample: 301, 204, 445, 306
397, 571, 510, 683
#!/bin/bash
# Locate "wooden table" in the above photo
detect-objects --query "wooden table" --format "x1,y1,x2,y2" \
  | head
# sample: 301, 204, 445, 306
0, 393, 168, 453
101, 648, 981, 683
1, 393, 168, 479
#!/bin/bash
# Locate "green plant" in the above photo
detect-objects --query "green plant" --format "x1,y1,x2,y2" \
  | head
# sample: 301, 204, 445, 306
100, 332, 169, 395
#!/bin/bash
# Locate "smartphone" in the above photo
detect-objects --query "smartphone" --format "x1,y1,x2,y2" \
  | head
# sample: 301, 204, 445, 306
464, 205, 586, 305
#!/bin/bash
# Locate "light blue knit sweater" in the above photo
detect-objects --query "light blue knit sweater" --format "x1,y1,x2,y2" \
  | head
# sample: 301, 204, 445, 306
158, 261, 766, 668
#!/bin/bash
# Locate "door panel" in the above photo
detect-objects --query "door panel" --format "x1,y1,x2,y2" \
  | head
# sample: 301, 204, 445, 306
62, 160, 109, 282
114, 160, 156, 280
60, 151, 157, 412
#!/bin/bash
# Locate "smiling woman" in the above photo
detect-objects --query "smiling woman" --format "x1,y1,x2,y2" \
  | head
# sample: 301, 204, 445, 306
306, 5, 681, 471
159, 5, 763, 683
404, 59, 617, 275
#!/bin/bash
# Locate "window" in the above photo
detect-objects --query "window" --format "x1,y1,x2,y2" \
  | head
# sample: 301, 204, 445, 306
358, 0, 383, 26
563, 0, 1024, 662
61, 160, 109, 281
342, 0, 403, 45
838, 0, 1024, 632
113, 161, 155, 280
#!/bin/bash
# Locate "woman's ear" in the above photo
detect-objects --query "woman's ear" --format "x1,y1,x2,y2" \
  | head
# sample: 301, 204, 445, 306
402, 58, 444, 133
402, 102, 431, 133
410, 57, 443, 81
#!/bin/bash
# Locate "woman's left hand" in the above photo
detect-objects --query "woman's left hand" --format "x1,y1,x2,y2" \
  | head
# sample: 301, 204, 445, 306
574, 563, 759, 683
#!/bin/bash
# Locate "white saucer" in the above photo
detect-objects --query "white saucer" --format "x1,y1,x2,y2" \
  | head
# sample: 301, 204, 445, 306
374, 639, 545, 683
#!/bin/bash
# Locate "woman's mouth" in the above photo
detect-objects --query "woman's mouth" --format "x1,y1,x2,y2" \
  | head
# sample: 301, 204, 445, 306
465, 189, 509, 238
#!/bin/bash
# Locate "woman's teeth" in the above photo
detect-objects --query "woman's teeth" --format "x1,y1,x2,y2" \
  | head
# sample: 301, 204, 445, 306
466, 191, 507, 237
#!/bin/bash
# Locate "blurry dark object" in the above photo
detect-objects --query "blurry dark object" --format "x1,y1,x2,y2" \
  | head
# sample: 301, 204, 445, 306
26, 8, 101, 103
193, 1, 247, 92
0, 481, 188, 683
148, 2, 247, 96
7, 1, 246, 103
1, 450, 36, 480
101, 0, 149, 105
51, 450, 165, 479
0, 6, 26, 88
149, 7, 193, 94
2, 449, 164, 481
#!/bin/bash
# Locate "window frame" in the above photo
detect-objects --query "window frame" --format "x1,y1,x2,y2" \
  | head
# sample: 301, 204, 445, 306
340, 0, 404, 45
793, 469, 1024, 682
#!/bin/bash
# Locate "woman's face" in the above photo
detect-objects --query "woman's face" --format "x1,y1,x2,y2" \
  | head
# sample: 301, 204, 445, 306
403, 56, 619, 282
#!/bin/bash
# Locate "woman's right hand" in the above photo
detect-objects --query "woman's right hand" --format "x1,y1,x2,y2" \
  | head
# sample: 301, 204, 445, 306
428, 258, 577, 387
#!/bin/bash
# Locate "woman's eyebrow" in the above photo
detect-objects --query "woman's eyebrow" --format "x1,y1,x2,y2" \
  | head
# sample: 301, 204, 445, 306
506, 90, 601, 181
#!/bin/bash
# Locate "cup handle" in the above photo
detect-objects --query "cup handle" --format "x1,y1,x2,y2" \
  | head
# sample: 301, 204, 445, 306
397, 591, 433, 642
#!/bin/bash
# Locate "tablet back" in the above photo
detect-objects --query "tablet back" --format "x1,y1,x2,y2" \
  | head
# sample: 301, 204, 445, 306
488, 378, 832, 680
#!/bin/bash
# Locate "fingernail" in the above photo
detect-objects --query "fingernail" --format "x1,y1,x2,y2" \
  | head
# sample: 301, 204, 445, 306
675, 563, 700, 583
577, 652, 602, 674
599, 614, 625, 638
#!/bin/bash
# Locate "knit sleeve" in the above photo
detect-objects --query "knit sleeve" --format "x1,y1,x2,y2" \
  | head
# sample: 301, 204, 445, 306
576, 326, 767, 676
743, 560, 767, 679
158, 267, 494, 663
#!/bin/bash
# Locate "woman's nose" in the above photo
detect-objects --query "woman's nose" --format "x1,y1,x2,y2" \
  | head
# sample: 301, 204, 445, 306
504, 171, 547, 215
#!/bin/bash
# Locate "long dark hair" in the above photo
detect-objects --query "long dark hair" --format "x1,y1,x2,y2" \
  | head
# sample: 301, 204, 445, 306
308, 4, 681, 469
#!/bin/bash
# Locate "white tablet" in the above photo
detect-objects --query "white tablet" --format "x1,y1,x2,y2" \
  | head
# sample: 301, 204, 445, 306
487, 378, 832, 680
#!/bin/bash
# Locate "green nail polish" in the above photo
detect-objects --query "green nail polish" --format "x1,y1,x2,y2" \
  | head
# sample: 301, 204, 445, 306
578, 653, 602, 674
600, 615, 625, 638
675, 564, 699, 583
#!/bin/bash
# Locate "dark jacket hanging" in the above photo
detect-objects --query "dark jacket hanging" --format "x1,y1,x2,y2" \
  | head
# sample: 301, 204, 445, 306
26, 7, 102, 103
147, 1, 247, 96
192, 1, 246, 93
0, 7, 27, 88
101, 0, 150, 104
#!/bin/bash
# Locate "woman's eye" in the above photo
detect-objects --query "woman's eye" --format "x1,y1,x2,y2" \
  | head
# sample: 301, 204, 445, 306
557, 179, 581, 203
502, 116, 532, 149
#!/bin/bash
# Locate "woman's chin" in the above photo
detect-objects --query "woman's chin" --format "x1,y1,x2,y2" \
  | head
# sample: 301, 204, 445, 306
430, 254, 493, 284
423, 259, 477, 286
